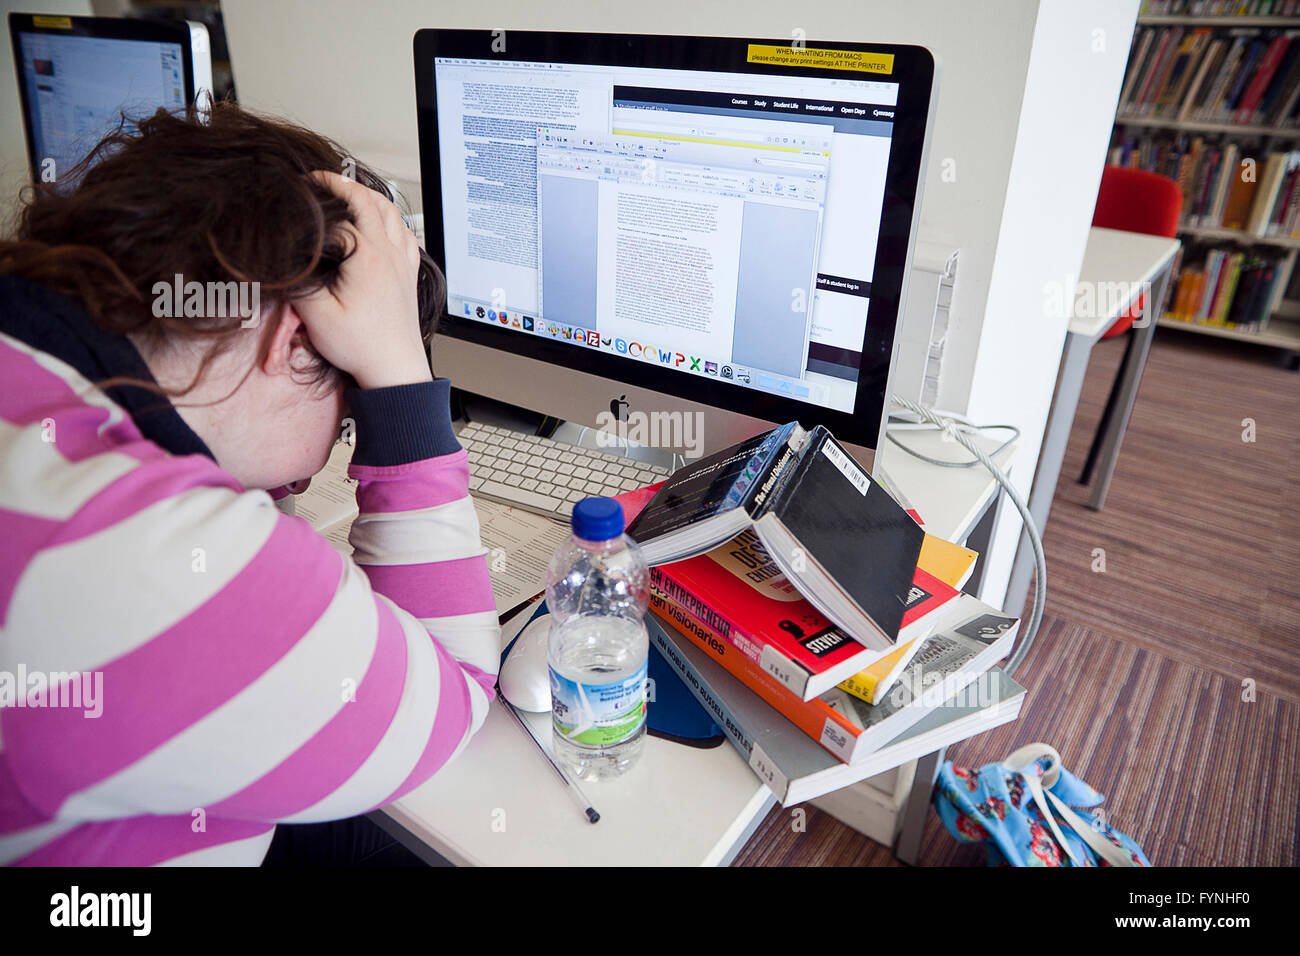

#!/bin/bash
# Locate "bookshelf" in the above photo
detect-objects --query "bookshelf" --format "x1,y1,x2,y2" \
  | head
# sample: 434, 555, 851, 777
1156, 313, 1300, 345
1180, 222, 1300, 244
1142, 15, 1300, 26
1116, 114, 1283, 133
1110, 2, 1300, 354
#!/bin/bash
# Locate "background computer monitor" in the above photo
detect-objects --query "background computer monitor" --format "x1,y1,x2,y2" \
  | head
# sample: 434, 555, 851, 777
415, 29, 935, 466
8, 12, 213, 184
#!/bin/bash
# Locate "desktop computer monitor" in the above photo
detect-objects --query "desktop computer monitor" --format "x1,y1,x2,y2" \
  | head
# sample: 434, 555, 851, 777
414, 30, 935, 467
9, 13, 213, 184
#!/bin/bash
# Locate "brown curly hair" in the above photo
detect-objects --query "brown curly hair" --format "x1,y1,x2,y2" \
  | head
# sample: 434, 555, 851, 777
0, 100, 444, 399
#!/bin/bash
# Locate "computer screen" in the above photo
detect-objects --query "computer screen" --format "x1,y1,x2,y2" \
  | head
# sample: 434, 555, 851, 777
416, 31, 935, 456
9, 15, 208, 183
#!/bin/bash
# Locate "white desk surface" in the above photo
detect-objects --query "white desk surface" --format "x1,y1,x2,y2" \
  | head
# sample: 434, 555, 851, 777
385, 693, 773, 867
1069, 227, 1181, 340
385, 430, 1012, 866
875, 429, 1016, 546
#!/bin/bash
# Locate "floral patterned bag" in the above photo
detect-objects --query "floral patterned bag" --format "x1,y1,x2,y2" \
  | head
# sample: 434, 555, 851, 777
933, 743, 1150, 867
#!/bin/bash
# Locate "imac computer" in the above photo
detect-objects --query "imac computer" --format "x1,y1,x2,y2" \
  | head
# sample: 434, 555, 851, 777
414, 29, 935, 472
9, 13, 213, 184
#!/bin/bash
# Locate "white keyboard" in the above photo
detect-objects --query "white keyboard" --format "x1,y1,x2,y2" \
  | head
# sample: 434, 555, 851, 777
459, 421, 673, 519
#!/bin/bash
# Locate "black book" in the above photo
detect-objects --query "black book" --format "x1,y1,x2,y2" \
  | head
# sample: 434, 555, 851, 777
1226, 260, 1259, 327
1249, 264, 1277, 327
1223, 39, 1267, 114
626, 422, 925, 649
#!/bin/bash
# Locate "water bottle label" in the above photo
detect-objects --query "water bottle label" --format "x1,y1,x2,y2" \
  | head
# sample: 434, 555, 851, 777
549, 661, 648, 749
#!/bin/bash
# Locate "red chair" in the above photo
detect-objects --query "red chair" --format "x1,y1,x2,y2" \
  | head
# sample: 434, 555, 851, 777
1078, 165, 1182, 485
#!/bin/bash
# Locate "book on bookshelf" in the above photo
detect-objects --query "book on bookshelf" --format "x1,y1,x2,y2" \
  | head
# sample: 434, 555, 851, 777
1181, 35, 1228, 120
1246, 151, 1289, 232
1107, 133, 1300, 238
1119, 19, 1300, 128
1166, 244, 1283, 329
1140, 2, 1300, 17
1221, 161, 1259, 228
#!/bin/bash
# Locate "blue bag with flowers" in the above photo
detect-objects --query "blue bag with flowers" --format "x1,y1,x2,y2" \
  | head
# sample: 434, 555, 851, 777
933, 743, 1150, 867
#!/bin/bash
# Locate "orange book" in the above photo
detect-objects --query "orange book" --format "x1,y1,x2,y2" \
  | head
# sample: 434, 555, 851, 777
916, 533, 978, 590
1179, 270, 1204, 319
1172, 272, 1192, 319
1221, 174, 1257, 231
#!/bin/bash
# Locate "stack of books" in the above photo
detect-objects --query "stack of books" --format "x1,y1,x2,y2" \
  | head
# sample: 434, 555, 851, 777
626, 422, 1026, 805
1166, 246, 1285, 329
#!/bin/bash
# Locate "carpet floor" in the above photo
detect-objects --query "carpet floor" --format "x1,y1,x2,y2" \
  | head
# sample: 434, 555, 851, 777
733, 327, 1299, 867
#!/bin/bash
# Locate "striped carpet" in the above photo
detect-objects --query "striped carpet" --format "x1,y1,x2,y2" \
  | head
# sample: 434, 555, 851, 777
733, 327, 1300, 867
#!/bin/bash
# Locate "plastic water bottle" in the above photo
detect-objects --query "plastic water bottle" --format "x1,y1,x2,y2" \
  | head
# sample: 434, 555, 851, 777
545, 497, 650, 781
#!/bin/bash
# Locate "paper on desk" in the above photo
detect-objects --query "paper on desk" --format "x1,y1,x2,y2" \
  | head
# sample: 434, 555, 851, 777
472, 498, 570, 612
291, 441, 359, 550
291, 440, 568, 613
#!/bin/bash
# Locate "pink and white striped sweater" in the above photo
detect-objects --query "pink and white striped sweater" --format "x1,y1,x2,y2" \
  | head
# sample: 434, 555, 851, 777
0, 277, 501, 865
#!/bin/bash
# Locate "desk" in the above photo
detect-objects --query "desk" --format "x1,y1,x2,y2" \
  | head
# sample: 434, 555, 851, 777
377, 429, 1014, 866
1004, 227, 1180, 618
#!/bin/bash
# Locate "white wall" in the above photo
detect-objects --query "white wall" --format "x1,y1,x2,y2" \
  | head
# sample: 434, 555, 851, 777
967, 2, 1139, 604
0, 0, 94, 226
222, 0, 1137, 608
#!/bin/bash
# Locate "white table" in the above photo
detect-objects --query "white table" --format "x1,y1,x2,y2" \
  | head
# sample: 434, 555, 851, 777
377, 429, 1014, 866
1004, 226, 1180, 617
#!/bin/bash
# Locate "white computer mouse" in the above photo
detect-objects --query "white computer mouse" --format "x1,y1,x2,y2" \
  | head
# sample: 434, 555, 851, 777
499, 614, 554, 713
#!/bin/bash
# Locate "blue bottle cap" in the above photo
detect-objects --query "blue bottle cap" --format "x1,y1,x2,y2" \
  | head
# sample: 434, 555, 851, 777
571, 497, 625, 541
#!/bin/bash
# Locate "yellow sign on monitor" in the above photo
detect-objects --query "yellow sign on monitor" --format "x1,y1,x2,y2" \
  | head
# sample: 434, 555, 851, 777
746, 44, 894, 74
32, 16, 73, 29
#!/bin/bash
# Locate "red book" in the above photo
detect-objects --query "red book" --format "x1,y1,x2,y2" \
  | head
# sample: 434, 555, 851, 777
1236, 35, 1291, 125
650, 528, 957, 701
612, 481, 662, 525
1136, 30, 1176, 113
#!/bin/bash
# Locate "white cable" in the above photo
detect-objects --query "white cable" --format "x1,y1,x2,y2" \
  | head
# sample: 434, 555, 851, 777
886, 420, 1020, 468
888, 395, 1045, 675
891, 405, 979, 427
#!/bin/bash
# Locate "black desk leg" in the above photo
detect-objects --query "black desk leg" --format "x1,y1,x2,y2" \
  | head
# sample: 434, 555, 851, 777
1079, 330, 1137, 485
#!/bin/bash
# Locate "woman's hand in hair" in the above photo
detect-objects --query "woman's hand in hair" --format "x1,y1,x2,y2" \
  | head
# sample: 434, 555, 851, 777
295, 170, 432, 390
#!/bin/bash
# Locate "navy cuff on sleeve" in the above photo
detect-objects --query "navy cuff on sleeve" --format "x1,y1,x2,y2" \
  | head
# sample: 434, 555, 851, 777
344, 379, 461, 467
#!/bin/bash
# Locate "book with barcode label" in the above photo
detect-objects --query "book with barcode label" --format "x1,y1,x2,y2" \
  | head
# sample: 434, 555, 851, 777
627, 422, 924, 648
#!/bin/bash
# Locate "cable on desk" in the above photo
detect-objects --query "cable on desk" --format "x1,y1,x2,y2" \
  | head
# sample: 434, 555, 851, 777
886, 412, 1020, 468
887, 395, 1045, 676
